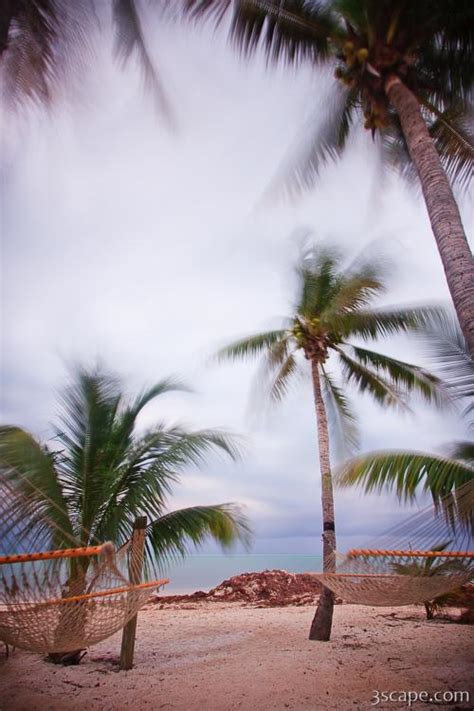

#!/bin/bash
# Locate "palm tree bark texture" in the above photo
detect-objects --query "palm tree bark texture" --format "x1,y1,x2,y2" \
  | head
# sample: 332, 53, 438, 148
385, 75, 474, 357
308, 358, 336, 641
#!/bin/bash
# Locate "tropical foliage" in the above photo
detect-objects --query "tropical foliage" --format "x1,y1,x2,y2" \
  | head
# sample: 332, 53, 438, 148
217, 243, 444, 639
339, 311, 474, 524
218, 245, 445, 425
186, 0, 474, 356
0, 0, 170, 115
187, 0, 473, 188
390, 542, 473, 620
0, 365, 250, 572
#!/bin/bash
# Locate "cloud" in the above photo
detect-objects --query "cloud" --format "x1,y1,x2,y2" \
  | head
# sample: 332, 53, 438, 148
1, 16, 471, 555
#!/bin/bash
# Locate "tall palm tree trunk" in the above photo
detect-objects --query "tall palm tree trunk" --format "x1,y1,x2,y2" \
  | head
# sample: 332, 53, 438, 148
308, 359, 336, 641
385, 75, 474, 357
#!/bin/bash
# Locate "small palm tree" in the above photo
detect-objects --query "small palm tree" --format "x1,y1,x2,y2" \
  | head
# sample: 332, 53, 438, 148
186, 0, 474, 356
0, 364, 250, 577
390, 542, 472, 620
217, 244, 443, 640
339, 311, 474, 525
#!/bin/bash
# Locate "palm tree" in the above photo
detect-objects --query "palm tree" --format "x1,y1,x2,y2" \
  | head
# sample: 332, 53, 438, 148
217, 244, 444, 640
390, 542, 472, 620
0, 364, 250, 591
339, 311, 474, 522
185, 0, 474, 356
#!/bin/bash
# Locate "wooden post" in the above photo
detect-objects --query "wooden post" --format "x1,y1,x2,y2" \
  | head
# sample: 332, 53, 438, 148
119, 516, 147, 670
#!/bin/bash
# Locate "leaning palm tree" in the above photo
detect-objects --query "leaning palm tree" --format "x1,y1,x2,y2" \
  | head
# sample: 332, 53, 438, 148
0, 364, 250, 661
186, 0, 474, 356
217, 244, 444, 640
339, 311, 474, 522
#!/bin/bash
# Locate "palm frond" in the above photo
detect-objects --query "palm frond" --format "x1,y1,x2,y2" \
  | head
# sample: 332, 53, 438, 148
146, 503, 251, 572
385, 96, 474, 190
129, 378, 192, 417
429, 0, 474, 59
53, 367, 124, 539
418, 309, 474, 407
267, 83, 359, 197
449, 441, 474, 465
94, 426, 242, 542
183, 6, 356, 201
112, 0, 172, 118
267, 351, 300, 401
347, 344, 447, 406
320, 367, 359, 455
295, 244, 341, 316
417, 8, 474, 104
187, 0, 338, 63
321, 266, 385, 320
335, 305, 442, 341
338, 448, 474, 512
184, 0, 233, 25
0, 426, 75, 547
0, 1, 90, 107
423, 100, 474, 191
216, 330, 288, 362
379, 115, 418, 186
335, 346, 407, 409
151, 427, 243, 466
265, 336, 292, 367
391, 541, 471, 577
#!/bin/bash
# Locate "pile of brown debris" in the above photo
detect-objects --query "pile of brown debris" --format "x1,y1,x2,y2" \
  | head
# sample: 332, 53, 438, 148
154, 569, 341, 607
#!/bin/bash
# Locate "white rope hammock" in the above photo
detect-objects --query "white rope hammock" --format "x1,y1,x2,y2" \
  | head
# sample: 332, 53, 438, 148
0, 482, 168, 654
312, 480, 474, 606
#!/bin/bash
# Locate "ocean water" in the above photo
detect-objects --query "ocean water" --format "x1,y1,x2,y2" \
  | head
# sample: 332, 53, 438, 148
159, 554, 323, 594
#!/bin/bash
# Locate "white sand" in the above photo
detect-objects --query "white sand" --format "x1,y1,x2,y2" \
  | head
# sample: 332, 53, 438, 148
0, 603, 472, 710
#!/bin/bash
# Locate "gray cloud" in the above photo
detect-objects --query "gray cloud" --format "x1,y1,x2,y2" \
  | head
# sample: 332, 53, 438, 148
1, 17, 471, 556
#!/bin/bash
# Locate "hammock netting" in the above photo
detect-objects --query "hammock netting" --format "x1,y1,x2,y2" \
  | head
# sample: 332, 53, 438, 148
0, 483, 167, 654
313, 480, 474, 606
1, 476, 472, 655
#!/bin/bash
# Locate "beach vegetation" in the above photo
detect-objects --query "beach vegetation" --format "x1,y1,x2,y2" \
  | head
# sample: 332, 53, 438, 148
217, 243, 444, 639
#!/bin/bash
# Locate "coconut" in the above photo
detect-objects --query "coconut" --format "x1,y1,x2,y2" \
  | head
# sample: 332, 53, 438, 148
357, 48, 369, 61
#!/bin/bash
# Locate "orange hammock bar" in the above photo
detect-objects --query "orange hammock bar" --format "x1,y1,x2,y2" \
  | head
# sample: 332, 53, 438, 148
347, 548, 474, 559
323, 573, 403, 578
10, 578, 170, 608
0, 543, 112, 566
308, 572, 403, 578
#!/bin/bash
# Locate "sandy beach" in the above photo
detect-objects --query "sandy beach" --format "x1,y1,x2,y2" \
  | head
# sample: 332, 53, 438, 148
1, 602, 472, 711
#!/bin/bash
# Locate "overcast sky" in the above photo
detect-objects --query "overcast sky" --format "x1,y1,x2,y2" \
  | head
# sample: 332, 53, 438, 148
1, 10, 472, 557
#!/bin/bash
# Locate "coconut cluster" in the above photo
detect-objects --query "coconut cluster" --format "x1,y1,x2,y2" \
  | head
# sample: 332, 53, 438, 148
292, 317, 332, 362
334, 39, 404, 131
334, 41, 370, 87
